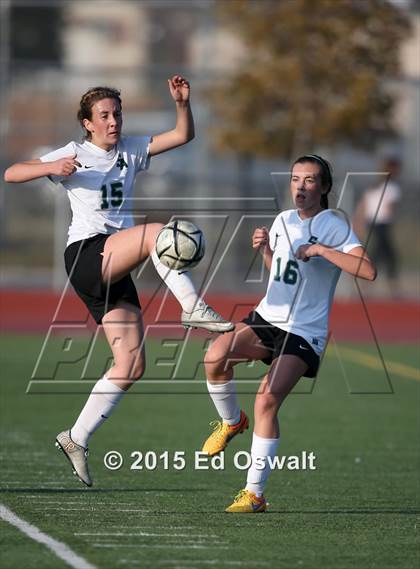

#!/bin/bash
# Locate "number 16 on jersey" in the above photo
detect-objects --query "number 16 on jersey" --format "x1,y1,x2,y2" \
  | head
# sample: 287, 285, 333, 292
274, 257, 299, 285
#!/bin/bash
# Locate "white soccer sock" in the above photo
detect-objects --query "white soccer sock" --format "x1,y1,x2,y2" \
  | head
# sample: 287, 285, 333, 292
206, 380, 241, 425
151, 249, 204, 313
245, 432, 280, 497
70, 376, 126, 448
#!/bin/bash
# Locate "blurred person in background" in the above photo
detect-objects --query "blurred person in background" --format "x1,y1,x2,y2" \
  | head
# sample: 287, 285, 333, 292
353, 157, 402, 298
3, 75, 233, 488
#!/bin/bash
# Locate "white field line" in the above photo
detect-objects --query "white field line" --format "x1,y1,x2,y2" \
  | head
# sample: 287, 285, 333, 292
0, 503, 97, 569
46, 512, 93, 517
76, 525, 198, 531
1, 481, 71, 486
75, 532, 219, 538
0, 481, 43, 484
128, 526, 197, 530
41, 507, 98, 511
22, 499, 142, 506
19, 500, 82, 504
113, 509, 151, 512
92, 543, 229, 550
119, 562, 270, 567
21, 495, 66, 499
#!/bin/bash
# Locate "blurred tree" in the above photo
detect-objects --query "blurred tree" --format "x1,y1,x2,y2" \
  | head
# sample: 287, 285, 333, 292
211, 0, 411, 160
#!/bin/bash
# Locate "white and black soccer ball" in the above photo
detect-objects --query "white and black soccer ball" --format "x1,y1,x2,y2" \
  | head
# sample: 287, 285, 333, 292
155, 220, 205, 270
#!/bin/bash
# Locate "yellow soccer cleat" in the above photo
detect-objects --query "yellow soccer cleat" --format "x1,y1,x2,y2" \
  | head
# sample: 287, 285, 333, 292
202, 410, 249, 456
225, 489, 267, 513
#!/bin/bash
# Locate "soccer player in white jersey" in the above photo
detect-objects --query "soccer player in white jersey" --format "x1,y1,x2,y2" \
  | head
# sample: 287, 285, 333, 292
200, 155, 377, 512
4, 75, 233, 487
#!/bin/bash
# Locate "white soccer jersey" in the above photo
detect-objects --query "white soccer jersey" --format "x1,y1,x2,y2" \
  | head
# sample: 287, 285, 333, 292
40, 136, 151, 246
255, 209, 361, 355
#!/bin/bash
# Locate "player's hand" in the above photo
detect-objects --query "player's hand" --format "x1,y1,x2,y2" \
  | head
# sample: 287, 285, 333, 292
295, 243, 322, 262
168, 75, 190, 103
252, 227, 270, 251
50, 154, 81, 177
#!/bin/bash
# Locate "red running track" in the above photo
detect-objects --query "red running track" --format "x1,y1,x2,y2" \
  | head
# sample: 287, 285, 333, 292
0, 289, 418, 343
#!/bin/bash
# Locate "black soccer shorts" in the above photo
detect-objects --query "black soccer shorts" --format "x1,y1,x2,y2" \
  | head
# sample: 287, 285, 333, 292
64, 234, 141, 324
242, 310, 320, 378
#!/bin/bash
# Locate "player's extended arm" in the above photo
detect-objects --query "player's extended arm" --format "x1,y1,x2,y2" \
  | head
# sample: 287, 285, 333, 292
148, 75, 194, 157
4, 155, 81, 183
295, 244, 377, 281
253, 227, 273, 270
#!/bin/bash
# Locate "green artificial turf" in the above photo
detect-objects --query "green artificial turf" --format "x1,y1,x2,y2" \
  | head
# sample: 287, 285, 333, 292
0, 334, 419, 569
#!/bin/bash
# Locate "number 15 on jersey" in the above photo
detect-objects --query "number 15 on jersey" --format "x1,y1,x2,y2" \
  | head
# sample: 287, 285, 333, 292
100, 182, 123, 210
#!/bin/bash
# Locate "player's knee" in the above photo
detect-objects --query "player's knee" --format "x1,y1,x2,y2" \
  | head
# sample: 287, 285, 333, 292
151, 223, 164, 241
204, 343, 231, 378
153, 222, 164, 233
146, 223, 165, 255
254, 393, 280, 419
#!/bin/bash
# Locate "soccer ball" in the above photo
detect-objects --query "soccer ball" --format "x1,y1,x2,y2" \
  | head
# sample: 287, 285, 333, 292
155, 220, 205, 270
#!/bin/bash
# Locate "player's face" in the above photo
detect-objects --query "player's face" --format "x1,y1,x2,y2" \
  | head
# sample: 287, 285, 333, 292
83, 98, 123, 150
290, 162, 326, 218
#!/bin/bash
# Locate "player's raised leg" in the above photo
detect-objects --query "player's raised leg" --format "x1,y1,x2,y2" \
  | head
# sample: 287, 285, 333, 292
56, 302, 145, 486
202, 323, 271, 455
102, 223, 234, 333
225, 355, 307, 513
